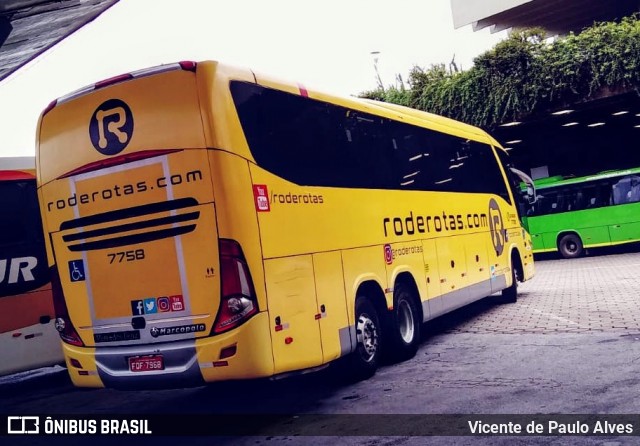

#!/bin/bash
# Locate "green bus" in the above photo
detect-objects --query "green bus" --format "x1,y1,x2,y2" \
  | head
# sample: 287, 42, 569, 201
523, 168, 640, 258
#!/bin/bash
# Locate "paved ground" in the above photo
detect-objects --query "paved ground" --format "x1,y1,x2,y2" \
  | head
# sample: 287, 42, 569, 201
4, 247, 640, 446
433, 248, 640, 334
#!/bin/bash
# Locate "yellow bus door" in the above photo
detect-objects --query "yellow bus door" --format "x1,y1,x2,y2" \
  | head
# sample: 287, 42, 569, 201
312, 251, 351, 363
265, 255, 323, 373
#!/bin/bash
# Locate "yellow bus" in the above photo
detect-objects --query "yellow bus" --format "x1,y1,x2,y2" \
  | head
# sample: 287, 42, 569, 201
36, 61, 535, 389
0, 157, 63, 376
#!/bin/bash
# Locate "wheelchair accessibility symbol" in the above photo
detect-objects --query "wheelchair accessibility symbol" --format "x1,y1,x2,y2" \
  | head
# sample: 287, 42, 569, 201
68, 260, 85, 282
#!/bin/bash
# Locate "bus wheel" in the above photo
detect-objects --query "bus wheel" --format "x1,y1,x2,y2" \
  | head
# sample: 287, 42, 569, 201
499, 261, 519, 304
558, 233, 583, 259
347, 298, 382, 380
387, 284, 421, 362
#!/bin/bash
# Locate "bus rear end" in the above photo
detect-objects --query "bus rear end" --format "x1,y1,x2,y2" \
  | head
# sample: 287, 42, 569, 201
37, 62, 272, 388
0, 167, 61, 376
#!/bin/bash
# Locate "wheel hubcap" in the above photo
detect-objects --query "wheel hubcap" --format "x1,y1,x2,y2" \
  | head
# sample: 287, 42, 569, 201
398, 300, 415, 344
356, 313, 378, 362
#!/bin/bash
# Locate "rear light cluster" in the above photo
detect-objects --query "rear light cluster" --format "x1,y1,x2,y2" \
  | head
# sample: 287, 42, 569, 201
50, 266, 84, 346
212, 240, 259, 334
43, 61, 197, 116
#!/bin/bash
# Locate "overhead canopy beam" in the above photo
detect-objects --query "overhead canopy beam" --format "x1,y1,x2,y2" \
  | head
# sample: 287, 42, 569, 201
0, 14, 12, 47
0, 0, 119, 82
451, 0, 640, 35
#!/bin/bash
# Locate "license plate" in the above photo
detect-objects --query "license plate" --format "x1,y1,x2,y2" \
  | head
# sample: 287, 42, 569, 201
129, 355, 164, 372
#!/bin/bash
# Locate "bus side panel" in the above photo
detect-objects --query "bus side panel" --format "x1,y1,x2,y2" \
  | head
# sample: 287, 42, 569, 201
0, 320, 61, 376
312, 251, 351, 362
196, 62, 257, 162
0, 283, 61, 376
196, 312, 274, 381
0, 285, 53, 333
609, 220, 640, 244
384, 241, 430, 320
435, 236, 470, 313
580, 226, 611, 247
542, 231, 560, 252
341, 247, 389, 328
264, 256, 323, 373
462, 232, 492, 299
603, 201, 640, 244
421, 239, 442, 320
530, 232, 546, 251
209, 151, 268, 313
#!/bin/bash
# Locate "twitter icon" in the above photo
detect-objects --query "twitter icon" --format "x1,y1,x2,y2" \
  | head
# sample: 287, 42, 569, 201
143, 298, 157, 314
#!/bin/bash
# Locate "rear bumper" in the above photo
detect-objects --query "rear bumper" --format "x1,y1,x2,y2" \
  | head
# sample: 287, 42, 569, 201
61, 312, 274, 389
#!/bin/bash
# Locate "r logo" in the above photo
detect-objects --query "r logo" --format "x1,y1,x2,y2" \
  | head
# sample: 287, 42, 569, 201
89, 99, 134, 155
488, 198, 505, 256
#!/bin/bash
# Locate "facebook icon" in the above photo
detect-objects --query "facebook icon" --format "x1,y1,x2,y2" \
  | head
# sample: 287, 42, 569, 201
131, 300, 144, 316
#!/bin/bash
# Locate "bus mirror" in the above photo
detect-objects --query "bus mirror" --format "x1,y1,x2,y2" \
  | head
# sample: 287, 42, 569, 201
526, 185, 537, 204
510, 167, 537, 204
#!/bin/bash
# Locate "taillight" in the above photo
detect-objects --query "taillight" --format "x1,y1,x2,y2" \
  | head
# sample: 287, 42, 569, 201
50, 266, 84, 346
179, 61, 197, 71
212, 239, 258, 334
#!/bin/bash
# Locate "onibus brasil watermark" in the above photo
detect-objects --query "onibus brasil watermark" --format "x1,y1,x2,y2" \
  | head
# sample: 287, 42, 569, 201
7, 416, 151, 435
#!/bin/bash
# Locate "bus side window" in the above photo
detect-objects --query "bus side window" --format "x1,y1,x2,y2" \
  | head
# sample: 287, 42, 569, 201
612, 181, 626, 205
582, 185, 597, 209
590, 182, 610, 208
611, 176, 640, 205
628, 176, 640, 203
543, 191, 559, 214
553, 190, 567, 213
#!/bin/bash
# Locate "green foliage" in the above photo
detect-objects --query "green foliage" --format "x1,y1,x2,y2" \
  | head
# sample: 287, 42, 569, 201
359, 17, 640, 129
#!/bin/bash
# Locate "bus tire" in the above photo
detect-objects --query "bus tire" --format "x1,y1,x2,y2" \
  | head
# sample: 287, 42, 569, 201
386, 283, 421, 362
499, 261, 519, 304
345, 298, 382, 381
558, 233, 583, 259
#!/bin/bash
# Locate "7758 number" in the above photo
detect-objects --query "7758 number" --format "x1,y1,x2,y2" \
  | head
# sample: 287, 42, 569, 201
107, 249, 145, 264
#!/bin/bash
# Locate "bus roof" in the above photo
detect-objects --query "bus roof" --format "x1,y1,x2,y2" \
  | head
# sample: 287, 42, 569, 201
358, 98, 488, 140
245, 63, 496, 145
535, 167, 640, 190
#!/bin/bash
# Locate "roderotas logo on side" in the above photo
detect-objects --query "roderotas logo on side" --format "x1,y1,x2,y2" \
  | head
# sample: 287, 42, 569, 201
89, 99, 134, 156
488, 198, 505, 256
